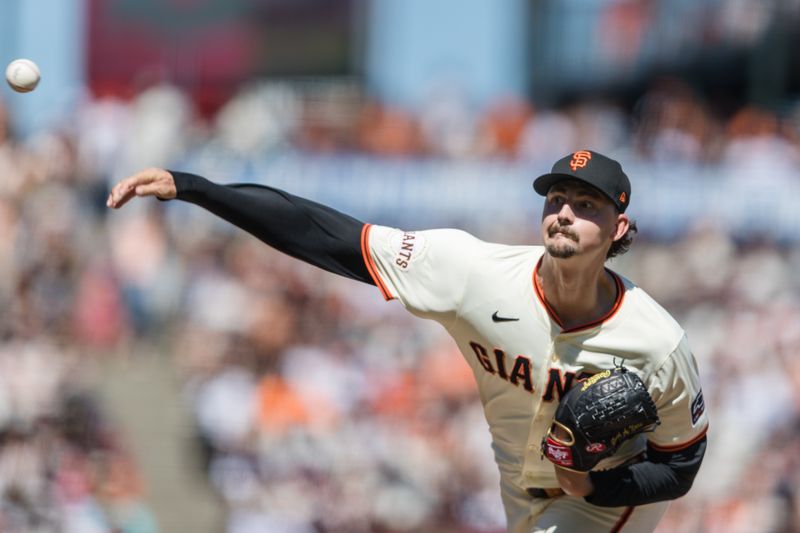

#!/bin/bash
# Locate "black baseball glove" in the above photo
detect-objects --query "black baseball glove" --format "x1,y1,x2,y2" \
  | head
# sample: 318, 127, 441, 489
541, 366, 660, 472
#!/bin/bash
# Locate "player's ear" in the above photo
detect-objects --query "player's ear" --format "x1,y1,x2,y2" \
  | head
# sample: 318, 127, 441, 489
611, 213, 629, 242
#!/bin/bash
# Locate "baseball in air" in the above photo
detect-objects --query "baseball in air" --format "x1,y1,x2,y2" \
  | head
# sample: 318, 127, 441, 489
5, 59, 41, 93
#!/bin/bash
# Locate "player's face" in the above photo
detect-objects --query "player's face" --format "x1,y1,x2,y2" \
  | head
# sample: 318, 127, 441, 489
541, 180, 622, 260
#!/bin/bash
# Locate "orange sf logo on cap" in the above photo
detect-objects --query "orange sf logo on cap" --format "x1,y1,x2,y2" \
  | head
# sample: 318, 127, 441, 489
569, 150, 592, 171
619, 192, 627, 203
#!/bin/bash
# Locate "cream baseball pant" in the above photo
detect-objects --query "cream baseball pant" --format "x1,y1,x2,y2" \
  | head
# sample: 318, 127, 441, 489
501, 478, 670, 533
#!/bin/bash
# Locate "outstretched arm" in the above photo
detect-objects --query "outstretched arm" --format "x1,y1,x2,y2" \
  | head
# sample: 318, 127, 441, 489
107, 168, 374, 284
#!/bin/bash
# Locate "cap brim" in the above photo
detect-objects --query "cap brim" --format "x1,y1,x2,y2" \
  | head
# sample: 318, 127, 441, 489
533, 172, 622, 210
533, 173, 590, 196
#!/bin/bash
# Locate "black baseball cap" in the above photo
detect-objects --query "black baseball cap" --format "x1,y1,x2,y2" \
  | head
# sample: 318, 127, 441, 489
533, 150, 631, 213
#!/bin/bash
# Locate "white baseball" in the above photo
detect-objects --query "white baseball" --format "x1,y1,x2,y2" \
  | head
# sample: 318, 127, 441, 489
5, 59, 41, 93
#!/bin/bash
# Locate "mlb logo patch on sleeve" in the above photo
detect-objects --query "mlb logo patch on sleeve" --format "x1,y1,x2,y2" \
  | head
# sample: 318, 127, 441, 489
691, 390, 705, 425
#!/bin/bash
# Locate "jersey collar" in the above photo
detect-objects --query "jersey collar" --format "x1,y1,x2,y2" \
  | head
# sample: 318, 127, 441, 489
532, 256, 625, 333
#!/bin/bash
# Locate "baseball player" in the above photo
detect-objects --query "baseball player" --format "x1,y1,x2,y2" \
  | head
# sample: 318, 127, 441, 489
107, 150, 708, 532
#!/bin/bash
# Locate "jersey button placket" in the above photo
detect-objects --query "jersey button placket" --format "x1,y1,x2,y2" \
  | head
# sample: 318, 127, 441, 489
522, 341, 556, 479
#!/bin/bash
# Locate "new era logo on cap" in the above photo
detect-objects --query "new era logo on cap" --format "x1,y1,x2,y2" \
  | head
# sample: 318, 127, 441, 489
533, 150, 632, 213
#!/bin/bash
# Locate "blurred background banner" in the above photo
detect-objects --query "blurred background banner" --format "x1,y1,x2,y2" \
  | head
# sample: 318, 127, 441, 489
1, 1, 800, 532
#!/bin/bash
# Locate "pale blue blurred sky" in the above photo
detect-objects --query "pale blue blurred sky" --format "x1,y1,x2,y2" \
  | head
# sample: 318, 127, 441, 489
366, 0, 528, 108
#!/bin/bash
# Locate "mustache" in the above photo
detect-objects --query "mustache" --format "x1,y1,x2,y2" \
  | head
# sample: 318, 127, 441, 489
548, 225, 578, 241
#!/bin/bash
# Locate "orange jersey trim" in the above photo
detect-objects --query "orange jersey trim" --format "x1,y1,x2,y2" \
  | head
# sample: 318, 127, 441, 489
532, 257, 625, 333
610, 506, 634, 533
648, 423, 709, 453
360, 224, 393, 301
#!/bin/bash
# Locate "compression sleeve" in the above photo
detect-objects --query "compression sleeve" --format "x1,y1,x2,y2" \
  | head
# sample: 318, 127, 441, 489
585, 436, 706, 507
168, 171, 373, 284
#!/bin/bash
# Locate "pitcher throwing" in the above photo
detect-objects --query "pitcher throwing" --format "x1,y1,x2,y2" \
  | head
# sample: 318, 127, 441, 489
108, 150, 708, 532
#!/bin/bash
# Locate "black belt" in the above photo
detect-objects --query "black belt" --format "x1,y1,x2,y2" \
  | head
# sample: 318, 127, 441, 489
527, 487, 565, 499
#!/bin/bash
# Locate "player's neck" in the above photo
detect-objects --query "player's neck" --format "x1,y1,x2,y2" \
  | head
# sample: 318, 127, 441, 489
539, 255, 616, 329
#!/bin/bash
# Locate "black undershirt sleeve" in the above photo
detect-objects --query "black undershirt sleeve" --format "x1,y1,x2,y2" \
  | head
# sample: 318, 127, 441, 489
585, 436, 707, 507
168, 171, 374, 285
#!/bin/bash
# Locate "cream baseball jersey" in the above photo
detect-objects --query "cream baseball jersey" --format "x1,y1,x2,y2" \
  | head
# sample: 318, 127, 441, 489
361, 224, 708, 491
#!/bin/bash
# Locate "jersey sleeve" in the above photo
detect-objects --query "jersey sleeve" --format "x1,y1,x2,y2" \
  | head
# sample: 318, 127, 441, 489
361, 224, 480, 323
646, 336, 709, 451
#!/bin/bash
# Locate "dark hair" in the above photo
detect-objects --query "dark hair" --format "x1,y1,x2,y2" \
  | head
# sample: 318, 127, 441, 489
607, 220, 637, 259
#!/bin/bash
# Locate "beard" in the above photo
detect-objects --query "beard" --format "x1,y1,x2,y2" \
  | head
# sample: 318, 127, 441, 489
546, 226, 580, 258
546, 241, 578, 258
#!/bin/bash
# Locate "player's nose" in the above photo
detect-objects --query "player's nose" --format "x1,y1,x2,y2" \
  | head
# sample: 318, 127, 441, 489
557, 203, 575, 223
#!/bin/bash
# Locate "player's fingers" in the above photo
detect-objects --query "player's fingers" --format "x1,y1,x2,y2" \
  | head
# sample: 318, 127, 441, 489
134, 182, 172, 199
106, 168, 174, 208
106, 186, 137, 209
107, 172, 153, 208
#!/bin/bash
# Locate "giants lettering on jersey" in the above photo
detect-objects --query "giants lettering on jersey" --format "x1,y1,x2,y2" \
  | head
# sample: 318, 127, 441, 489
390, 230, 426, 271
469, 341, 591, 400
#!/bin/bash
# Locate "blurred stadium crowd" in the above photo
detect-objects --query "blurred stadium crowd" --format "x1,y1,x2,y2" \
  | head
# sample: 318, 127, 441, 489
1, 76, 800, 533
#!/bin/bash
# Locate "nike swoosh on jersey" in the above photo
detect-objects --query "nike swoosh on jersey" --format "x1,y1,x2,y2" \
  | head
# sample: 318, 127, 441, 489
492, 311, 520, 323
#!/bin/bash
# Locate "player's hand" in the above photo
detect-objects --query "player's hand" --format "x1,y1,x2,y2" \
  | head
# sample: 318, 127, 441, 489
554, 465, 594, 497
106, 167, 177, 209
549, 423, 594, 496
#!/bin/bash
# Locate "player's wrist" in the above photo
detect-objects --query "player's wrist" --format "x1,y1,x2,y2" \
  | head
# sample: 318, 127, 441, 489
554, 466, 594, 497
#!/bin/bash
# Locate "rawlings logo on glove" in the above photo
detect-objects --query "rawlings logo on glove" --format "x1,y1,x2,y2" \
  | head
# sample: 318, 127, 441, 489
541, 366, 660, 472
